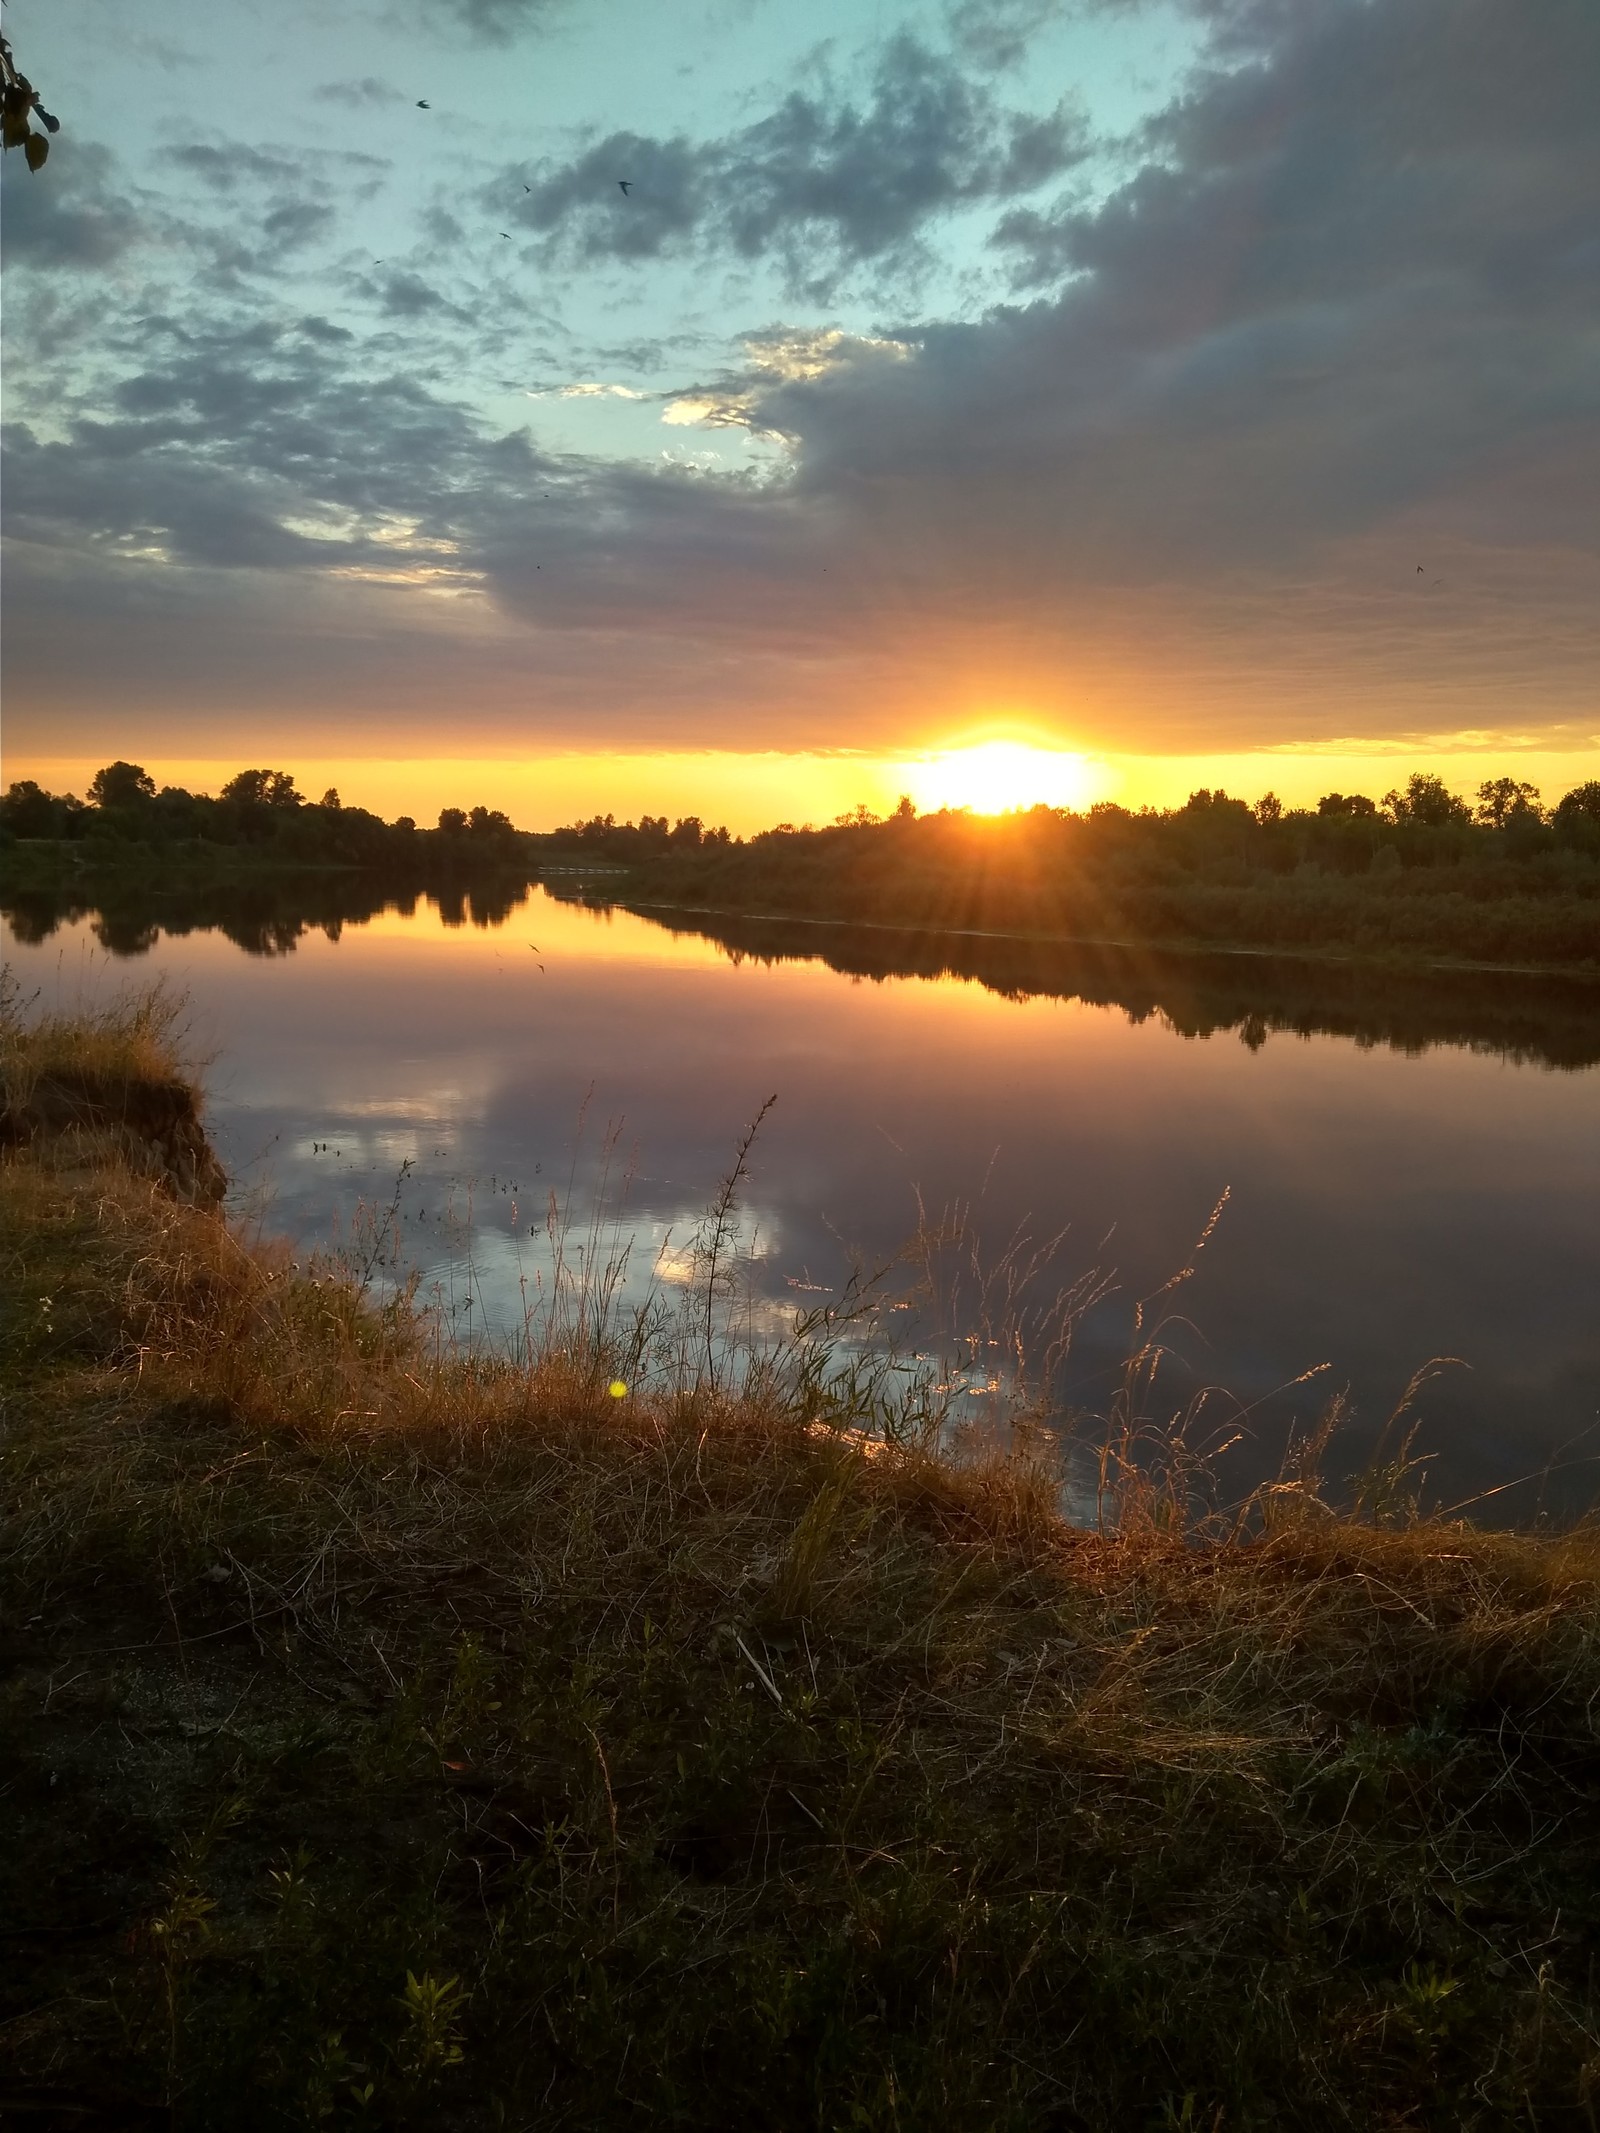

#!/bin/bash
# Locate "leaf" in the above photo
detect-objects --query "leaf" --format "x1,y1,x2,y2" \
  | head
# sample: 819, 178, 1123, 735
24, 130, 48, 171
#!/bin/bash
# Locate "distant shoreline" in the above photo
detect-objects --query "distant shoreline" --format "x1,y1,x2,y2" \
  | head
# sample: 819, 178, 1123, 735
610, 891, 1600, 987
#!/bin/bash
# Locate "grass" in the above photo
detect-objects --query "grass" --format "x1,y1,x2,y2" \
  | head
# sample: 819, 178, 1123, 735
0, 971, 193, 1113
4, 996, 1600, 2128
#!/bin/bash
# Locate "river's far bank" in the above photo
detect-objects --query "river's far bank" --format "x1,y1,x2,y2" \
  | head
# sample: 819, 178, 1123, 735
4, 997, 1600, 2128
614, 839, 1600, 978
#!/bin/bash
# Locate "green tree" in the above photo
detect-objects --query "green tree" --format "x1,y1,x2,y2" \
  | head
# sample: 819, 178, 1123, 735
1554, 781, 1600, 825
1474, 777, 1543, 829
88, 762, 156, 809
1, 779, 83, 837
221, 769, 302, 809
1382, 773, 1470, 827
1553, 781, 1600, 851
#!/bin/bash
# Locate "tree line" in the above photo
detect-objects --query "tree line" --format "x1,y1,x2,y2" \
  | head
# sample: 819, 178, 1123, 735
0, 762, 529, 868
604, 771, 1600, 974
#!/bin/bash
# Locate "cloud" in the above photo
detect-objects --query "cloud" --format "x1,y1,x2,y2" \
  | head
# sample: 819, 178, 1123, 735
529, 382, 650, 400
167, 143, 304, 192
0, 301, 532, 582
661, 329, 912, 437
0, 141, 142, 271
509, 33, 1087, 293
474, 0, 1600, 740
376, 270, 469, 321
946, 0, 1068, 71
699, 0, 1600, 584
5, 0, 1598, 763
313, 77, 401, 108
427, 0, 566, 44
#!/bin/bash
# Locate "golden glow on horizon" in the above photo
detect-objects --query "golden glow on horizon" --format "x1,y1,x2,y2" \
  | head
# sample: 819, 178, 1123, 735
7, 743, 1600, 836
907, 742, 1099, 817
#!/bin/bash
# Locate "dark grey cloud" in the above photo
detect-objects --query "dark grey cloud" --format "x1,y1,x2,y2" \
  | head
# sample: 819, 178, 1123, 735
0, 300, 542, 581
946, 0, 1068, 71
130, 139, 391, 287
0, 142, 141, 270
167, 142, 304, 192
313, 77, 401, 108
510, 33, 1087, 293
376, 270, 469, 320
473, 0, 1600, 738
729, 0, 1600, 576
429, 0, 565, 44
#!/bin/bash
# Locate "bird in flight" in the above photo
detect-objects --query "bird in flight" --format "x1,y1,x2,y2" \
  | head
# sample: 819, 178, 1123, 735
618, 180, 632, 195
416, 99, 430, 108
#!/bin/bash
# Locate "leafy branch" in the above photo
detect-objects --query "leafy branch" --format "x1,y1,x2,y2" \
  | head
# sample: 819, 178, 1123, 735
2, 27, 60, 171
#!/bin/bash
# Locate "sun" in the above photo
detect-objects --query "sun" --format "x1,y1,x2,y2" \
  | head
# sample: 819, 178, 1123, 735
906, 741, 1099, 817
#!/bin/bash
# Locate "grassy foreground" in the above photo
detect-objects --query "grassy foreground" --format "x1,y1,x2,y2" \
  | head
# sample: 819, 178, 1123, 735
4, 1009, 1600, 2129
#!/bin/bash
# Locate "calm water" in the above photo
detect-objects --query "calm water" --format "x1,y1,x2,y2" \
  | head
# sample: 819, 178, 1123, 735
7, 886, 1600, 1516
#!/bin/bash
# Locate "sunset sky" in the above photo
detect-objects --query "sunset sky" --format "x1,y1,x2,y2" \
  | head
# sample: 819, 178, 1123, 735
3, 0, 1596, 827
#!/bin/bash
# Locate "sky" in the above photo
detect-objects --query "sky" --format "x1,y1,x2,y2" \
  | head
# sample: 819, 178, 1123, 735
2, 0, 1597, 827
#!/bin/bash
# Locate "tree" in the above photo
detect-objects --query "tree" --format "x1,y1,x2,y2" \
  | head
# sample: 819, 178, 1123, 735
88, 761, 156, 809
319, 787, 342, 811
1553, 782, 1600, 850
1382, 773, 1470, 827
2, 779, 83, 837
1181, 788, 1251, 820
221, 769, 302, 809
438, 807, 467, 835
1, 30, 59, 173
1474, 777, 1543, 829
1254, 792, 1282, 825
1317, 792, 1377, 818
1554, 782, 1600, 825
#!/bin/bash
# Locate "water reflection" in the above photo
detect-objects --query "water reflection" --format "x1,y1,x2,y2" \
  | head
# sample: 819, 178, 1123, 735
4, 881, 1598, 1516
2, 870, 538, 961
609, 899, 1600, 1074
9, 867, 1600, 1068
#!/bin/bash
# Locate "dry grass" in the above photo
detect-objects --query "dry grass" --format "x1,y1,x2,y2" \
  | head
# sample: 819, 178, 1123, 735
4, 1009, 1600, 2129
0, 971, 195, 1112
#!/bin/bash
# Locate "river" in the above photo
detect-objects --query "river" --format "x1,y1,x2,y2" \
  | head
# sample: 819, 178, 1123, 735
6, 880, 1598, 1517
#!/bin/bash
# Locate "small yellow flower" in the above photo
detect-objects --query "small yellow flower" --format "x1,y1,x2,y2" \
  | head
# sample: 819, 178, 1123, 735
608, 1379, 628, 1398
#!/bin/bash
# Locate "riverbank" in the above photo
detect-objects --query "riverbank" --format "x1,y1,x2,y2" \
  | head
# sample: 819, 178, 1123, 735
616, 805, 1600, 979
4, 999, 1599, 2129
